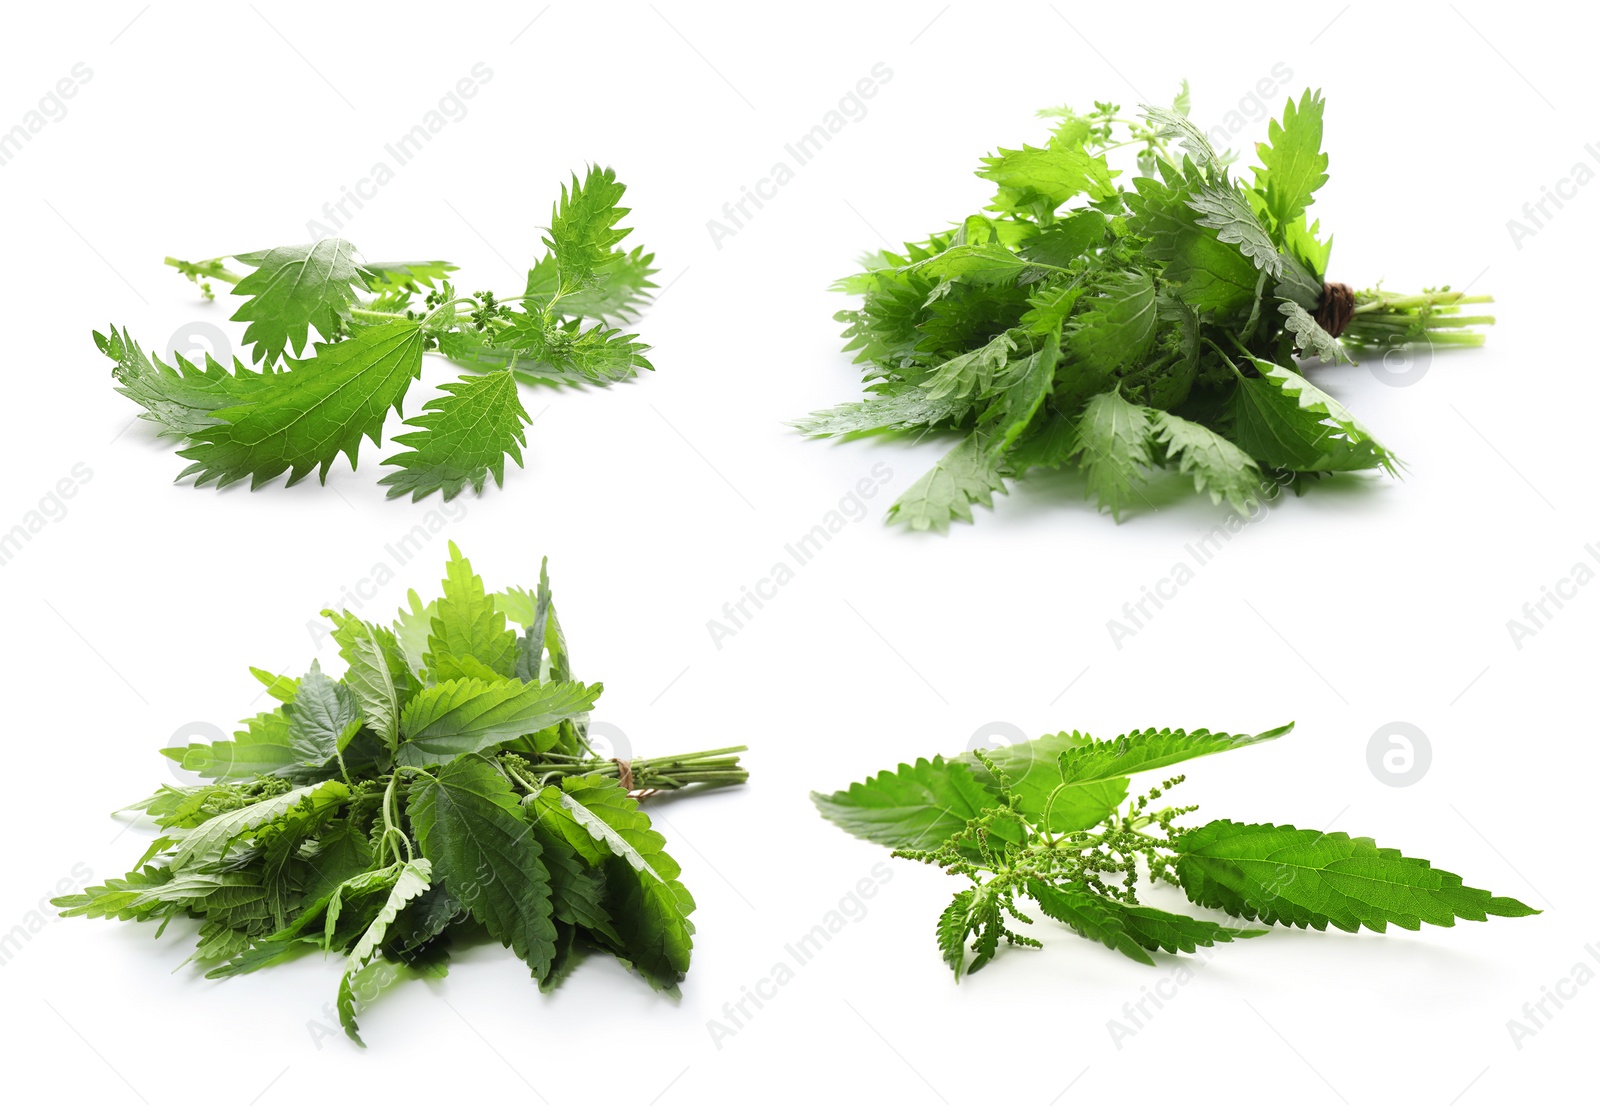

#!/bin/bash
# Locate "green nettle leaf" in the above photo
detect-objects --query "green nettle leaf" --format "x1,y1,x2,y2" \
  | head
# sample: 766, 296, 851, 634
160, 710, 300, 781
169, 781, 350, 871
525, 245, 657, 322
394, 676, 601, 766
379, 370, 532, 502
57, 545, 747, 1044
535, 776, 695, 990
904, 242, 1035, 285
228, 239, 372, 365
1278, 301, 1351, 364
545, 164, 632, 293
1029, 880, 1263, 965
1174, 820, 1540, 932
800, 86, 1492, 531
1152, 410, 1262, 513
285, 660, 360, 766
1251, 88, 1329, 232
361, 260, 458, 293
95, 326, 270, 438
324, 610, 414, 749
976, 144, 1115, 207
886, 433, 1010, 531
1065, 271, 1158, 377
427, 542, 520, 680
818, 719, 1534, 979
1070, 389, 1156, 519
811, 757, 1000, 852
1227, 357, 1397, 473
104, 169, 655, 500
791, 390, 968, 438
337, 858, 432, 1045
177, 320, 426, 489
409, 757, 557, 977
960, 732, 1126, 834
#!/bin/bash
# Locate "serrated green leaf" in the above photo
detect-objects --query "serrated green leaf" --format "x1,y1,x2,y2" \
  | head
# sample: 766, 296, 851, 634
177, 320, 425, 489
379, 370, 531, 502
229, 239, 371, 365
323, 610, 413, 749
1069, 389, 1156, 519
408, 756, 557, 978
337, 858, 432, 1045
1151, 411, 1262, 513
1252, 88, 1329, 233
1227, 357, 1396, 473
532, 775, 694, 989
811, 756, 997, 852
1029, 880, 1262, 965
395, 677, 601, 766
545, 165, 631, 294
886, 433, 1010, 531
427, 541, 519, 681
1174, 820, 1540, 932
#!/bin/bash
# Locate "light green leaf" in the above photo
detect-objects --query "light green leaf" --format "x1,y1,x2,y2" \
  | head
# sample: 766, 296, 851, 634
1174, 820, 1540, 932
395, 677, 601, 766
1151, 411, 1262, 513
229, 239, 371, 365
886, 433, 1010, 531
1251, 88, 1329, 232
337, 859, 432, 1045
379, 370, 531, 502
427, 541, 519, 680
323, 610, 414, 749
1069, 389, 1156, 519
812, 756, 997, 852
177, 320, 426, 489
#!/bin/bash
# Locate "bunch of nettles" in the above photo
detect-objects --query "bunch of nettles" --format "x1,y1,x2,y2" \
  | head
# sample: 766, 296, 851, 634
796, 88, 1495, 529
97, 165, 656, 500
56, 544, 746, 1044
815, 724, 1534, 977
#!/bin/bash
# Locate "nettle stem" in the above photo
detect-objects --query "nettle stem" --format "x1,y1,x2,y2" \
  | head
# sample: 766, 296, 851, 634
1343, 287, 1496, 350
506, 746, 750, 793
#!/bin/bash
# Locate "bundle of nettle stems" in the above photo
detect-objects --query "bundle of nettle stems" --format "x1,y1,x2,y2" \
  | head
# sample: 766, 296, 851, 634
498, 746, 750, 795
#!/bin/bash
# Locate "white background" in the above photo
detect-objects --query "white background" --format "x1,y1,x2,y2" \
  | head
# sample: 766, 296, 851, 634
1, 2, 1593, 1105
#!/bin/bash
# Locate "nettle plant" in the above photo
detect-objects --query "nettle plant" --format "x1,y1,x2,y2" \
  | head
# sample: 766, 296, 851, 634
816, 724, 1535, 978
96, 165, 656, 500
55, 544, 746, 1044
796, 87, 1495, 530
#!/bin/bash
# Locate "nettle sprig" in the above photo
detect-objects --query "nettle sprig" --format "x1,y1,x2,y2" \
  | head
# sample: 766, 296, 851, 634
815, 724, 1535, 978
795, 87, 1495, 530
97, 166, 657, 501
55, 544, 746, 1044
